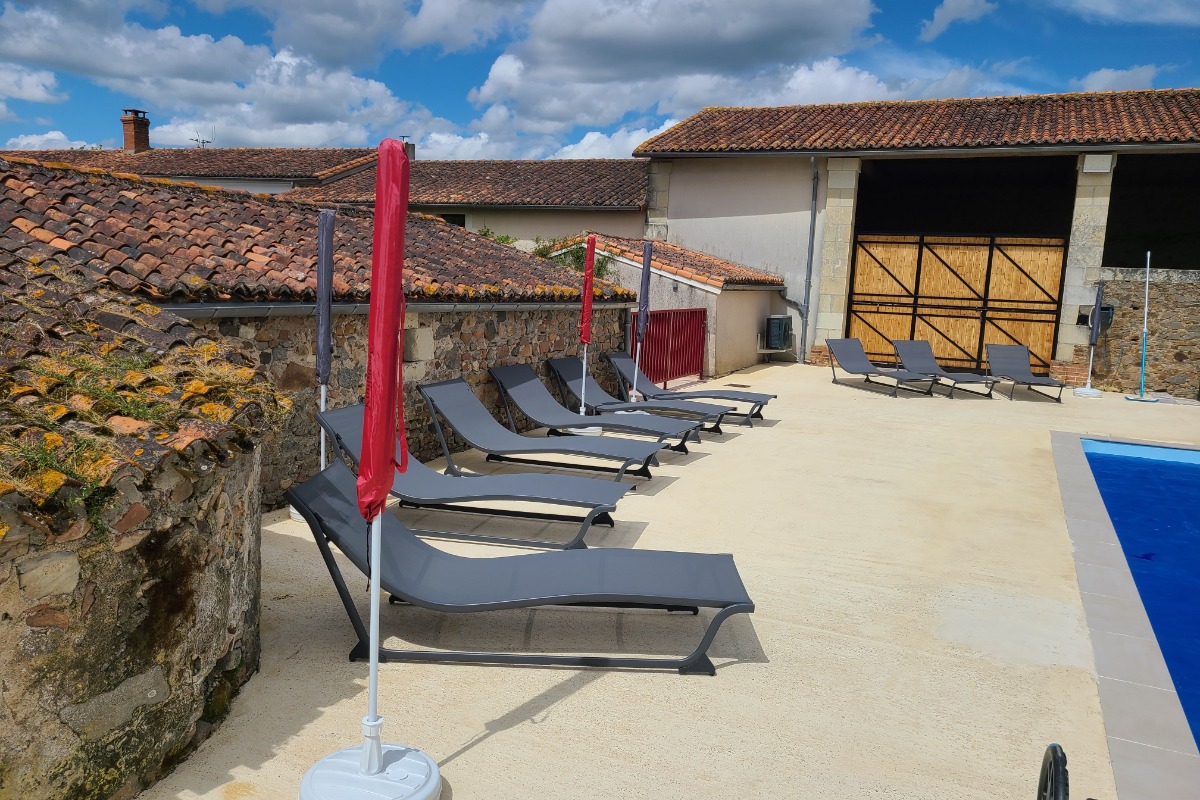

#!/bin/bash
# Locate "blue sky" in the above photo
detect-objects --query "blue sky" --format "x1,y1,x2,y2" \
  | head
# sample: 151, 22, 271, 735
1, 0, 1197, 159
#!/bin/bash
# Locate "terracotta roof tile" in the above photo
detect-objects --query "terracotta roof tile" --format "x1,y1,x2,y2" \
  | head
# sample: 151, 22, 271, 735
563, 233, 784, 289
634, 89, 1200, 155
0, 253, 285, 522
1, 156, 635, 305
287, 159, 650, 208
0, 148, 376, 181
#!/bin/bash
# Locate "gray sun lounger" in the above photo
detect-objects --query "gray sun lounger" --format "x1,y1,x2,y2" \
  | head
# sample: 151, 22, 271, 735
419, 378, 663, 482
892, 340, 996, 398
490, 363, 700, 453
286, 461, 755, 675
604, 350, 775, 427
318, 404, 630, 549
825, 338, 935, 397
547, 357, 732, 434
985, 343, 1064, 402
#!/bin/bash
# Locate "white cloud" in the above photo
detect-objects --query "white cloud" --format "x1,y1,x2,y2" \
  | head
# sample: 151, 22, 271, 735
418, 131, 498, 160
1046, 0, 1200, 25
398, 0, 535, 52
470, 0, 877, 137
1071, 65, 1159, 92
0, 63, 66, 103
0, 5, 447, 148
0, 5, 272, 86
861, 46, 1029, 98
4, 130, 95, 149
920, 0, 998, 42
192, 0, 533, 66
553, 120, 678, 159
144, 50, 439, 147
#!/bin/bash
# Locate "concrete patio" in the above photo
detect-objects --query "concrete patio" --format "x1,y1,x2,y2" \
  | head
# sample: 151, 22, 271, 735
136, 362, 1199, 800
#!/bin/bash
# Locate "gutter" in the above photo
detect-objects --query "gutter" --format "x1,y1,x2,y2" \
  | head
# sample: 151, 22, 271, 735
799, 155, 820, 358
634, 142, 1200, 159
412, 203, 646, 212
158, 300, 635, 320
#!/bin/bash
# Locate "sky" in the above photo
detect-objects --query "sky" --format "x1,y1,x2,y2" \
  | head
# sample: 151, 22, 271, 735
0, 0, 1198, 159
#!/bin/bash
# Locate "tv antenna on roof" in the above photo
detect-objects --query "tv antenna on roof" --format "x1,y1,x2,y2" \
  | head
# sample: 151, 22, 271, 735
191, 126, 215, 148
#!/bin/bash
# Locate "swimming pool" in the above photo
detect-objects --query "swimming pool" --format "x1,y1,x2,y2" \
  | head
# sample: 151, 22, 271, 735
1082, 439, 1200, 742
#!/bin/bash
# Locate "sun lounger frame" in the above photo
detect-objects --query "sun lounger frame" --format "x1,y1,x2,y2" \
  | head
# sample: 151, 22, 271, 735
603, 350, 775, 426
985, 343, 1065, 402
317, 405, 625, 549
825, 338, 936, 397
546, 357, 730, 434
418, 378, 659, 482
286, 462, 755, 675
891, 340, 996, 398
490, 363, 698, 453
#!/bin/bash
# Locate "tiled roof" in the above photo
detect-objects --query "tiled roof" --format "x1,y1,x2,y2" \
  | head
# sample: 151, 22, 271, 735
567, 233, 785, 289
0, 148, 376, 181
0, 252, 283, 520
287, 159, 650, 208
1, 156, 635, 305
634, 89, 1200, 155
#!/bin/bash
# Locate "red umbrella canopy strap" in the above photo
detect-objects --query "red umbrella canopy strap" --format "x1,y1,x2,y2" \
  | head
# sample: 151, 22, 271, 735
356, 139, 411, 521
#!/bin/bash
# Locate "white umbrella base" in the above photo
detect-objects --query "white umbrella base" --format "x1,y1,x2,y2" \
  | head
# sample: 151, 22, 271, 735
1072, 387, 1102, 398
571, 426, 604, 436
299, 744, 440, 800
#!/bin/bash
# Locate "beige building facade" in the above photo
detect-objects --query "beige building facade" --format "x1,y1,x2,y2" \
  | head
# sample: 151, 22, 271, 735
635, 90, 1200, 377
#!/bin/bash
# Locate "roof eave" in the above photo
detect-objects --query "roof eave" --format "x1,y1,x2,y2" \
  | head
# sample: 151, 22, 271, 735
636, 141, 1200, 159
411, 202, 646, 211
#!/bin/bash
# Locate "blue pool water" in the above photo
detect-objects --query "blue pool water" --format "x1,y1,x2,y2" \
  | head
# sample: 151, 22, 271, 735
1082, 439, 1200, 740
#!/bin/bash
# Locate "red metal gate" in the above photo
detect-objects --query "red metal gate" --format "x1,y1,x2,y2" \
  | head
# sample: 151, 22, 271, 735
628, 308, 706, 385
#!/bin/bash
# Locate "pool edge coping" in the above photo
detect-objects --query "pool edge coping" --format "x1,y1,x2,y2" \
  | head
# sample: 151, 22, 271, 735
1051, 430, 1200, 799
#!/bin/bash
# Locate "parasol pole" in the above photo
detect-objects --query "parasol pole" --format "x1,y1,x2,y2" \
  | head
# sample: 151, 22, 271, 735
1125, 251, 1159, 403
299, 139, 439, 800
1073, 280, 1104, 398
316, 209, 335, 467
631, 241, 652, 401
579, 235, 595, 416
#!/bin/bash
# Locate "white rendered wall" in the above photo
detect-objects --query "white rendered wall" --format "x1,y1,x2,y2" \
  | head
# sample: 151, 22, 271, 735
662, 156, 826, 355
663, 157, 823, 291
410, 207, 645, 251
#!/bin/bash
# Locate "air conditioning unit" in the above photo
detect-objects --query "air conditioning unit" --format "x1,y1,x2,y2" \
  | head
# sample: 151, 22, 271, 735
766, 315, 792, 350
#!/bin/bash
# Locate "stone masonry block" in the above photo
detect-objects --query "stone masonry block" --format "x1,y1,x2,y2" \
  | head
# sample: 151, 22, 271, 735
827, 170, 859, 190
404, 327, 434, 361
60, 666, 170, 739
16, 551, 80, 599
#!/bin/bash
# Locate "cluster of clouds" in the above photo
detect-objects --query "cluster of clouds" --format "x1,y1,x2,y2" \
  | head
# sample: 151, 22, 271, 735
1, 0, 1194, 158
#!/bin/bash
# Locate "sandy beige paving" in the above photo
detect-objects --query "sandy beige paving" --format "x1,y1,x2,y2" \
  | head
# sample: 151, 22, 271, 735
136, 362, 1199, 800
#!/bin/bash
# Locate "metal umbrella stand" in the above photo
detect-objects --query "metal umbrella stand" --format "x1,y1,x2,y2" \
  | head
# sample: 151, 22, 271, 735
299, 140, 440, 800
1073, 280, 1105, 398
1125, 251, 1159, 403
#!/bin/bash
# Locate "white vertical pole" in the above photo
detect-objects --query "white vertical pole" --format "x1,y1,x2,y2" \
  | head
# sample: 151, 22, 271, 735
359, 512, 384, 775
578, 344, 589, 415
1139, 251, 1151, 398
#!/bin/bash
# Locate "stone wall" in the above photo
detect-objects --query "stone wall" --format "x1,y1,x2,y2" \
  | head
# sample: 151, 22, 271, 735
1089, 268, 1200, 396
194, 305, 628, 506
0, 446, 262, 800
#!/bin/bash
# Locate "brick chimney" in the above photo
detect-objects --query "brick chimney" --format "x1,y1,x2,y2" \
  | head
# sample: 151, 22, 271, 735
121, 109, 151, 153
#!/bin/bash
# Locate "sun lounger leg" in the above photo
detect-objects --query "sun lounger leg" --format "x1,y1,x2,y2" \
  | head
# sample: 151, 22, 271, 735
484, 453, 651, 481
352, 601, 755, 675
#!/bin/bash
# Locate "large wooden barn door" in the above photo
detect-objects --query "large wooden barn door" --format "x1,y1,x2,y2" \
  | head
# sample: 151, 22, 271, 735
847, 235, 1065, 373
